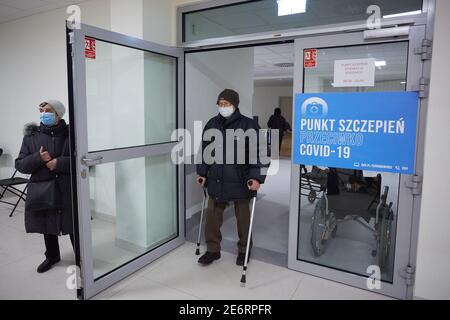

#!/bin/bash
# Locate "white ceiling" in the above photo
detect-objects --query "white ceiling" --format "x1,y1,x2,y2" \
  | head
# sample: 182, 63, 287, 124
0, 0, 89, 24
254, 42, 408, 85
254, 43, 294, 80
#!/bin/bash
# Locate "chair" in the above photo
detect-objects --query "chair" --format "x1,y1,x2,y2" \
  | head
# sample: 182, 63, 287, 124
0, 149, 29, 217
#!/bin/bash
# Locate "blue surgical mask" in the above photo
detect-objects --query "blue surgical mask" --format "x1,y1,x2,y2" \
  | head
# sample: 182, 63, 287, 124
40, 112, 57, 126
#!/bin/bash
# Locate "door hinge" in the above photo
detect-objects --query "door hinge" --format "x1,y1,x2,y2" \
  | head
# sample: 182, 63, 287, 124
405, 175, 423, 196
414, 39, 433, 61
68, 32, 75, 57
412, 77, 430, 98
399, 265, 416, 286
68, 32, 75, 44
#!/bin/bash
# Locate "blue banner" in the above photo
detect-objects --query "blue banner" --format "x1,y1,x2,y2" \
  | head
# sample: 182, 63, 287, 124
293, 92, 419, 174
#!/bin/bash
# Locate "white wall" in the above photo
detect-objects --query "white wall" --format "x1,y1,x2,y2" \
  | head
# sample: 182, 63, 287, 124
0, 0, 110, 179
0, 0, 197, 179
414, 0, 450, 300
0, 0, 199, 248
145, 0, 197, 46
185, 48, 255, 216
253, 83, 293, 129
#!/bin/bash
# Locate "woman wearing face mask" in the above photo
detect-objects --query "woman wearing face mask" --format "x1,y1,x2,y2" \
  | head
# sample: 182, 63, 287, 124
196, 89, 269, 266
15, 100, 74, 273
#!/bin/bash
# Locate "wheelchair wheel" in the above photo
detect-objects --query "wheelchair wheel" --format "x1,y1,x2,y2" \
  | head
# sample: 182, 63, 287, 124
331, 225, 338, 238
311, 197, 326, 257
378, 210, 393, 271
308, 190, 317, 203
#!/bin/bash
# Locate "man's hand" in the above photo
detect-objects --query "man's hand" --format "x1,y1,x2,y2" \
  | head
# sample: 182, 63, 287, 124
247, 179, 261, 191
46, 159, 57, 171
197, 176, 206, 187
39, 146, 52, 162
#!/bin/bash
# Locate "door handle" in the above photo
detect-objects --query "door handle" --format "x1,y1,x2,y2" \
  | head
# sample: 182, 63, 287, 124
81, 155, 103, 166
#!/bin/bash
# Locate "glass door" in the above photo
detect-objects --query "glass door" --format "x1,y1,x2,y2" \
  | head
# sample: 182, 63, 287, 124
67, 24, 184, 299
288, 26, 426, 299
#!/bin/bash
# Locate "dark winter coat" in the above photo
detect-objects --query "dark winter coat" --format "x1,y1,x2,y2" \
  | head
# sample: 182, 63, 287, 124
267, 114, 291, 137
15, 120, 73, 235
197, 109, 269, 201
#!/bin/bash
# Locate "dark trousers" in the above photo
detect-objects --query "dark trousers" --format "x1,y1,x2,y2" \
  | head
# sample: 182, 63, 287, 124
268, 130, 283, 153
205, 198, 253, 254
279, 134, 284, 152
44, 234, 74, 260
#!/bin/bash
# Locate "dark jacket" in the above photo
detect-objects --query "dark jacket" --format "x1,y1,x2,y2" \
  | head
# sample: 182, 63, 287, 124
268, 114, 291, 136
15, 121, 73, 235
197, 109, 269, 201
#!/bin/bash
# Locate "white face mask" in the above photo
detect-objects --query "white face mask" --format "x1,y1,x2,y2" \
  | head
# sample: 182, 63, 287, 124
219, 106, 234, 118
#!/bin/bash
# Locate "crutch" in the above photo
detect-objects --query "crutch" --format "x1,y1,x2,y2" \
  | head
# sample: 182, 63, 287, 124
240, 181, 257, 286
195, 178, 208, 256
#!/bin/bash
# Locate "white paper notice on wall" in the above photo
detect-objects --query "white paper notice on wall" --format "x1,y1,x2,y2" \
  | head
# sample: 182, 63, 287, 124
333, 58, 375, 87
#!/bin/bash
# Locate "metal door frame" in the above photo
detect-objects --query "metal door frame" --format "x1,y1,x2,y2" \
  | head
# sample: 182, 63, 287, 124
177, 0, 433, 49
287, 25, 429, 300
67, 23, 185, 300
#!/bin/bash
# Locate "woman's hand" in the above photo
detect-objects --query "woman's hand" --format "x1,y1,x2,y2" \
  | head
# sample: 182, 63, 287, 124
46, 159, 57, 171
39, 146, 51, 162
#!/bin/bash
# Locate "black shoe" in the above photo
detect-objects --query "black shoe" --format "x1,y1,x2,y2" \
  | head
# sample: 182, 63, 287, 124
37, 258, 60, 273
236, 252, 251, 266
198, 252, 220, 265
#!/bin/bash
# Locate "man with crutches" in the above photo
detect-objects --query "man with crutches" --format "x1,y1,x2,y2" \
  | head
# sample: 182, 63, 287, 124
196, 89, 269, 267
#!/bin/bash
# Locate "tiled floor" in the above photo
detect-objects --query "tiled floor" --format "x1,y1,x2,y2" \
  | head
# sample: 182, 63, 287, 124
94, 242, 392, 300
0, 193, 392, 300
0, 200, 74, 300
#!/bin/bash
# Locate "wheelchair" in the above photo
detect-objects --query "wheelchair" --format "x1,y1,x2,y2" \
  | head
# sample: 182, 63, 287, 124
306, 169, 395, 271
372, 186, 394, 270
300, 165, 328, 204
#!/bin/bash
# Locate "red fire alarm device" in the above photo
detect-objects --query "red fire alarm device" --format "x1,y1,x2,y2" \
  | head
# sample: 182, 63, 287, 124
85, 37, 96, 59
304, 49, 317, 68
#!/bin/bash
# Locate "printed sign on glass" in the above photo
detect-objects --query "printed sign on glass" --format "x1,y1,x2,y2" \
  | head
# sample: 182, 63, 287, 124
333, 58, 375, 87
293, 92, 419, 174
